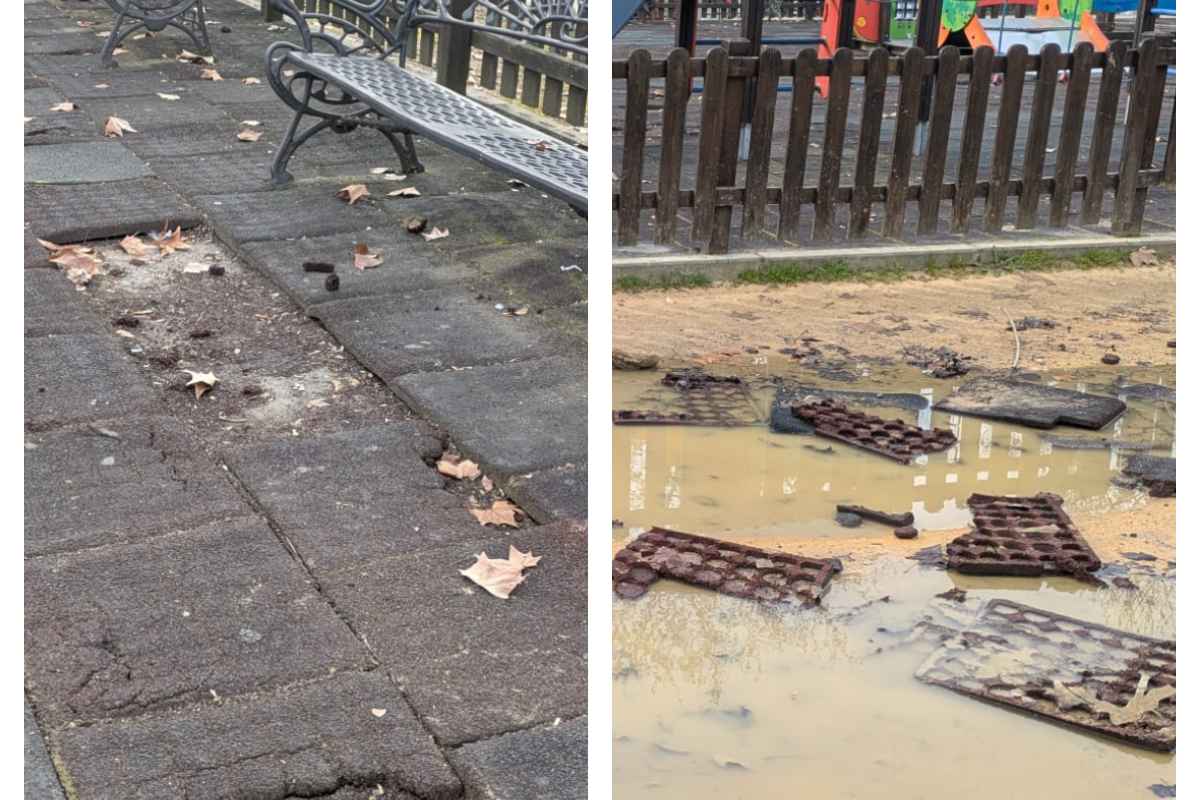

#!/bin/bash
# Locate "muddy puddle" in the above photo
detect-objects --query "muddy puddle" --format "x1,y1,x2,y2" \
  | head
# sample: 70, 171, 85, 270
613, 365, 1175, 798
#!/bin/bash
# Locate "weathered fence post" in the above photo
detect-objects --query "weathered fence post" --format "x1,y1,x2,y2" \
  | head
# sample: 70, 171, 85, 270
617, 50, 651, 246
1112, 39, 1160, 235
692, 47, 730, 247
709, 38, 752, 253
741, 47, 782, 238
777, 49, 816, 241
655, 48, 693, 244
262, 0, 282, 21
437, 0, 473, 94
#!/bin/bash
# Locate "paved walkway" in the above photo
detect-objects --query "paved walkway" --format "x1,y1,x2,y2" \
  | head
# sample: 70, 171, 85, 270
25, 0, 586, 797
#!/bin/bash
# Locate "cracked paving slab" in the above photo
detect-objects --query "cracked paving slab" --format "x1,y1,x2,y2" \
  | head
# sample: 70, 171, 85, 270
223, 422, 487, 573
51, 671, 461, 800
450, 715, 587, 800
322, 520, 587, 745
25, 515, 370, 728
25, 334, 160, 430
24, 414, 249, 556
25, 270, 106, 337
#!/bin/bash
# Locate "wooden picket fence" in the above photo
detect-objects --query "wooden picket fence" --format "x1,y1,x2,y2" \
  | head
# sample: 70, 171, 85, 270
263, 0, 587, 126
614, 39, 1174, 253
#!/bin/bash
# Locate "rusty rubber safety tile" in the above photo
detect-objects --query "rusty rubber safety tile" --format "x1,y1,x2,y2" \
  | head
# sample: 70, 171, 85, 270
947, 492, 1102, 578
917, 598, 1175, 752
791, 399, 957, 464
612, 409, 721, 426
612, 527, 842, 605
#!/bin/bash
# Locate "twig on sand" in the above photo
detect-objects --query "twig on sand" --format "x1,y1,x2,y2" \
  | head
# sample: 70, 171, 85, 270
1004, 309, 1021, 369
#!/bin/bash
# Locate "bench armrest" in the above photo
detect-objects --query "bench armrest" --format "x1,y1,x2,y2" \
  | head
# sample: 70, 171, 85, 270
268, 0, 409, 55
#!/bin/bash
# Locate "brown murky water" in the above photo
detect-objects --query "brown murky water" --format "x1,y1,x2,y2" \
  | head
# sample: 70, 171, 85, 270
613, 366, 1175, 799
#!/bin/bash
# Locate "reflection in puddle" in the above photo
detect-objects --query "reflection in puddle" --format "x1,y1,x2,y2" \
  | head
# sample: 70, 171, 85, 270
613, 367, 1175, 798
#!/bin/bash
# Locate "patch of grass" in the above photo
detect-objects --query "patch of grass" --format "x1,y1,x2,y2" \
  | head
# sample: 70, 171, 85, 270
615, 246, 1153, 292
613, 273, 713, 292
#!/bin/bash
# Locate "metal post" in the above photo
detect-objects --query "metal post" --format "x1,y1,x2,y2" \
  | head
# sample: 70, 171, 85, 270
913, 0, 943, 154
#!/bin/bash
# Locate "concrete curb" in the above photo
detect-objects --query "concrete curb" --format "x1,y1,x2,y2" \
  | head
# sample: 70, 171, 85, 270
613, 232, 1177, 282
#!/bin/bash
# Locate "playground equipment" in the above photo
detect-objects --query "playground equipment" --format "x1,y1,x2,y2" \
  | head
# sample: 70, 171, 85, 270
820, 0, 1110, 59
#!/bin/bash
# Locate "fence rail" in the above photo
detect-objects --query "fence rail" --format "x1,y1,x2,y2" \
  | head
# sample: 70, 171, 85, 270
262, 0, 587, 126
613, 40, 1174, 253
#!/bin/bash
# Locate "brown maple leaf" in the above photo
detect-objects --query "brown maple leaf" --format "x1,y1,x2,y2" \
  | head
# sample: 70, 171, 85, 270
150, 225, 191, 256
353, 242, 383, 270
199, 68, 223, 81
337, 184, 370, 205
437, 454, 481, 480
49, 102, 77, 112
459, 545, 542, 599
119, 235, 149, 257
470, 499, 522, 528
236, 129, 263, 142
183, 370, 218, 400
103, 116, 136, 137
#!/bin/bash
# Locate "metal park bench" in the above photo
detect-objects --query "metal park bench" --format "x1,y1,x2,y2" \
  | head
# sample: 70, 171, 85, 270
265, 0, 589, 212
101, 1, 213, 67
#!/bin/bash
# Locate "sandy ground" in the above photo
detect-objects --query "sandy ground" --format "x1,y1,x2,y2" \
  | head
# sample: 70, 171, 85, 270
613, 264, 1176, 372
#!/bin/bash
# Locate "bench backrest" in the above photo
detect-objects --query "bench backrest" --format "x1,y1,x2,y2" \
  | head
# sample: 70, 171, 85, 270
270, 0, 587, 59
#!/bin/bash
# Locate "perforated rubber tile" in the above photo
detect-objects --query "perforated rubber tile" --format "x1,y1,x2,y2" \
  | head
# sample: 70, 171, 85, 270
194, 183, 391, 244
947, 492, 1102, 578
792, 398, 958, 463
25, 270, 106, 337
24, 334, 159, 430
25, 178, 202, 243
614, 527, 842, 604
917, 598, 1175, 751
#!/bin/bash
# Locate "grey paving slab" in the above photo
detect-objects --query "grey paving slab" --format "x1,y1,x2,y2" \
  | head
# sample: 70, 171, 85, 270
24, 415, 250, 555
324, 520, 587, 745
25, 32, 101, 55
28, 53, 200, 81
24, 89, 102, 144
195, 182, 392, 245
458, 240, 588, 310
51, 671, 460, 800
87, 93, 237, 132
393, 193, 587, 252
25, 516, 369, 727
44, 70, 195, 100
25, 178, 202, 243
237, 229, 476, 310
504, 464, 587, 523
450, 716, 587, 800
314, 293, 580, 378
148, 149, 380, 197
24, 334, 159, 431
935, 377, 1128, 430
24, 270, 105, 337
25, 141, 153, 184
121, 122, 246, 158
391, 355, 586, 475
224, 423, 488, 573
24, 228, 51, 269
25, 700, 66, 800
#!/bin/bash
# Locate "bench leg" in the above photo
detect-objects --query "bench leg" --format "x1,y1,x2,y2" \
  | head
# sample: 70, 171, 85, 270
379, 129, 424, 175
101, 2, 212, 67
271, 109, 338, 186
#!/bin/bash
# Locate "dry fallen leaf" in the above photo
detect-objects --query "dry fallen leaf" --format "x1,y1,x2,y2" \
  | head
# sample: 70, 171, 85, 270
390, 186, 421, 198
50, 101, 77, 112
103, 116, 136, 137
470, 499, 522, 528
481, 476, 494, 492
242, 77, 262, 85
157, 92, 181, 101
119, 235, 149, 257
47, 244, 103, 287
353, 242, 383, 270
337, 184, 370, 205
237, 129, 263, 142
1130, 247, 1159, 267
184, 370, 218, 400
177, 49, 214, 64
459, 545, 542, 599
200, 68, 224, 81
421, 226, 449, 242
151, 225, 190, 256
240, 119, 261, 127
437, 454, 481, 480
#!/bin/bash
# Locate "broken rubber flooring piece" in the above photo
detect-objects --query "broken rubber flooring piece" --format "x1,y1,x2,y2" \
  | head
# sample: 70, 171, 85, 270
934, 377, 1126, 430
947, 493, 1101, 579
613, 527, 842, 605
917, 598, 1175, 752
791, 399, 956, 464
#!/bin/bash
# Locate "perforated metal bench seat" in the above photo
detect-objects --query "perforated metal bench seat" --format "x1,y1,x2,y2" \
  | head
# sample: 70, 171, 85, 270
284, 52, 587, 209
